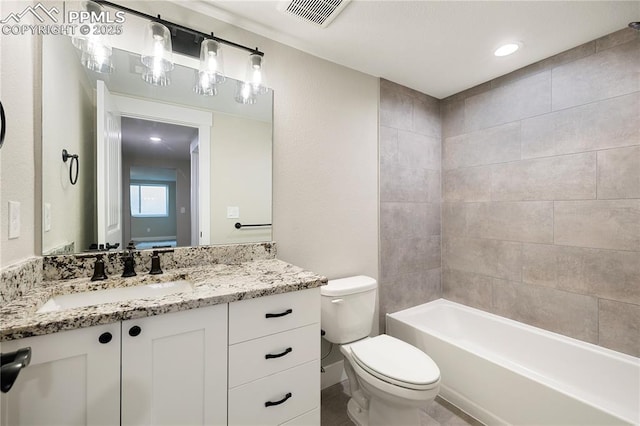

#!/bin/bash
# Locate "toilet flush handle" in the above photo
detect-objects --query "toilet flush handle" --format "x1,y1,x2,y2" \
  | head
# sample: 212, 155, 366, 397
331, 298, 344, 304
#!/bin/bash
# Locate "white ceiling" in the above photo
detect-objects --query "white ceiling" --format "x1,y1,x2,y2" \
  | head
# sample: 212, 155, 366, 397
180, 0, 639, 99
121, 117, 198, 161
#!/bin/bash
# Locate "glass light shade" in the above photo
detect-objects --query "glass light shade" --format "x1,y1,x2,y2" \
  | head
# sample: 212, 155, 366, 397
199, 39, 225, 85
245, 53, 268, 95
193, 70, 219, 96
141, 21, 174, 76
234, 80, 257, 105
142, 67, 171, 87
71, 1, 113, 73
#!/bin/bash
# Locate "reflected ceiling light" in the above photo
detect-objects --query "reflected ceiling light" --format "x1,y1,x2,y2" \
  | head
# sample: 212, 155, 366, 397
234, 80, 257, 105
71, 1, 113, 73
141, 21, 174, 86
149, 136, 162, 142
494, 42, 521, 57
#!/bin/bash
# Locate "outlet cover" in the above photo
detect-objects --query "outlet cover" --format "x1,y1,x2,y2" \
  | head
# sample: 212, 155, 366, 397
227, 206, 240, 219
8, 201, 20, 239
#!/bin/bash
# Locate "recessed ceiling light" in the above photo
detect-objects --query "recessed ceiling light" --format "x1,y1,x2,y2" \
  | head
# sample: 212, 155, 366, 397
149, 136, 162, 142
494, 43, 521, 57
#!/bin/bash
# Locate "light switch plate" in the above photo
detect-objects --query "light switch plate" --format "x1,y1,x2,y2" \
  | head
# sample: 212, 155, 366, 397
44, 203, 52, 232
227, 206, 240, 219
8, 201, 20, 239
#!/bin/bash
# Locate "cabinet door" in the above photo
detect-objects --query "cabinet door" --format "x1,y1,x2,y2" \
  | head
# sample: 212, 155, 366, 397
121, 304, 228, 426
0, 323, 120, 426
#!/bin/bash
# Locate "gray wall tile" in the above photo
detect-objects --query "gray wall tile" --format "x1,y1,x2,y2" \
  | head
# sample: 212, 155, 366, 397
522, 243, 640, 305
426, 169, 441, 203
443, 122, 520, 170
521, 92, 640, 159
599, 299, 640, 357
379, 268, 441, 331
443, 236, 522, 281
492, 279, 599, 343
398, 130, 441, 171
443, 167, 492, 202
442, 269, 493, 311
380, 202, 440, 239
413, 96, 441, 138
444, 201, 554, 243
596, 28, 639, 52
552, 39, 640, 110
554, 200, 640, 251
441, 99, 465, 138
491, 152, 596, 201
491, 42, 595, 90
597, 146, 640, 199
381, 236, 441, 281
380, 79, 413, 130
465, 71, 551, 132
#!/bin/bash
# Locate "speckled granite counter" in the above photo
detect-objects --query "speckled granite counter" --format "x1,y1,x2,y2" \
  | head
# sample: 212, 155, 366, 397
0, 259, 327, 342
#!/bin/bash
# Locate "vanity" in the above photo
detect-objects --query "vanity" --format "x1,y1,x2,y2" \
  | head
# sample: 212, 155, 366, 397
0, 244, 326, 426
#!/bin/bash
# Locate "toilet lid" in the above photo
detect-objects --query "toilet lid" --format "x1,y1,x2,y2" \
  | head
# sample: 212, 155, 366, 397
350, 335, 440, 390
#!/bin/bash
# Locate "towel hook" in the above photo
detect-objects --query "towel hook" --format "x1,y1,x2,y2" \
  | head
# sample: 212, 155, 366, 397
62, 149, 79, 185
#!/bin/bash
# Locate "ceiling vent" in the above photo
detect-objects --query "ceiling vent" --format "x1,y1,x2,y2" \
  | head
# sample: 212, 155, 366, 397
278, 0, 351, 28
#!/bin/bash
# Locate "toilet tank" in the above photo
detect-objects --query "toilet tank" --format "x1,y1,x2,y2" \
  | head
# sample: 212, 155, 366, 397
321, 276, 377, 344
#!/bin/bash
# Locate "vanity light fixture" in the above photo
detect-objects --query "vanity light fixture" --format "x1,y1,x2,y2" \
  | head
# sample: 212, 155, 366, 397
92, 0, 269, 103
71, 1, 113, 73
141, 21, 174, 86
494, 42, 521, 57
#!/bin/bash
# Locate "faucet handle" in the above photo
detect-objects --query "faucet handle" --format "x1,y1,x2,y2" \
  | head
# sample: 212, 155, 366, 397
91, 254, 108, 281
149, 249, 174, 275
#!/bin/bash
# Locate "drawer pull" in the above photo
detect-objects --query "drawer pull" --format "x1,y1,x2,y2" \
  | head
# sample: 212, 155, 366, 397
265, 392, 292, 407
265, 347, 293, 359
265, 309, 293, 319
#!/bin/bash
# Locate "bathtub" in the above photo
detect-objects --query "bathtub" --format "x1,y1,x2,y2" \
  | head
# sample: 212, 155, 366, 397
386, 299, 640, 426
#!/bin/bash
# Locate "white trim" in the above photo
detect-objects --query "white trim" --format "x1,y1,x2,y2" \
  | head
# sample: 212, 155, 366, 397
112, 94, 212, 247
321, 359, 348, 390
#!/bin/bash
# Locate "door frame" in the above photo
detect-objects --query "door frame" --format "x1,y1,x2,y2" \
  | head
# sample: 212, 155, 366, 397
112, 95, 213, 246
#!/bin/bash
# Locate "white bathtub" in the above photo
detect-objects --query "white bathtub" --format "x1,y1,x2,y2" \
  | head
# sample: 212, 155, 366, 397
386, 299, 640, 426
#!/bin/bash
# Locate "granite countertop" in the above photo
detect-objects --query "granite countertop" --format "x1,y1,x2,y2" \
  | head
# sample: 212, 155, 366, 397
0, 259, 327, 342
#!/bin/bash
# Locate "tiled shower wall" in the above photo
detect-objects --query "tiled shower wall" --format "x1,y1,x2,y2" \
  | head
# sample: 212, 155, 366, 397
441, 28, 639, 357
379, 79, 442, 331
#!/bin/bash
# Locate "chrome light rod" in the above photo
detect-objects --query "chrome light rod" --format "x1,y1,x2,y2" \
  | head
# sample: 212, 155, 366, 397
94, 0, 264, 57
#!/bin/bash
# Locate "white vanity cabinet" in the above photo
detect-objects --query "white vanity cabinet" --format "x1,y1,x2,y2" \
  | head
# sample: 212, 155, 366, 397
0, 304, 227, 426
228, 287, 321, 425
122, 304, 228, 426
0, 322, 121, 426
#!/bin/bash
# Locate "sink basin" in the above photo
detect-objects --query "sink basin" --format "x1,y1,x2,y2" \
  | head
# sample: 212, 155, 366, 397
37, 280, 193, 313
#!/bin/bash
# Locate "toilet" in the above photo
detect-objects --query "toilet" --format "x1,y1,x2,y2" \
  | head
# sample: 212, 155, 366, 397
321, 276, 440, 426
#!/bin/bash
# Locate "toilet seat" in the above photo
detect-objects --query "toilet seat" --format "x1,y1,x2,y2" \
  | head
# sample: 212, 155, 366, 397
349, 335, 440, 391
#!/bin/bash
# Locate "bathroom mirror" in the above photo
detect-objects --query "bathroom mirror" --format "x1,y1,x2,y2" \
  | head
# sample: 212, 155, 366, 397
41, 35, 273, 255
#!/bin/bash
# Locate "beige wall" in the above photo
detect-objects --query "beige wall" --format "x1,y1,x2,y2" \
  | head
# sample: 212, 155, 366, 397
0, 1, 380, 283
378, 79, 442, 331
210, 113, 272, 245
0, 1, 38, 267
441, 28, 640, 357
41, 35, 96, 255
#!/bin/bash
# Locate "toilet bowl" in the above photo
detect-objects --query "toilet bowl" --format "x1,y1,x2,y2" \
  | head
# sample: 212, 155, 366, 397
321, 276, 440, 426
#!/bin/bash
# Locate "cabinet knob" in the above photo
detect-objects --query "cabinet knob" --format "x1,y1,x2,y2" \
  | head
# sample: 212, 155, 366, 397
98, 332, 112, 344
129, 326, 142, 337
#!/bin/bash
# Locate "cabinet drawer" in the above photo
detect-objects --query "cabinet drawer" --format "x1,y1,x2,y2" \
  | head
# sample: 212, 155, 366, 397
280, 408, 320, 426
228, 360, 320, 426
229, 288, 320, 344
229, 323, 320, 388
